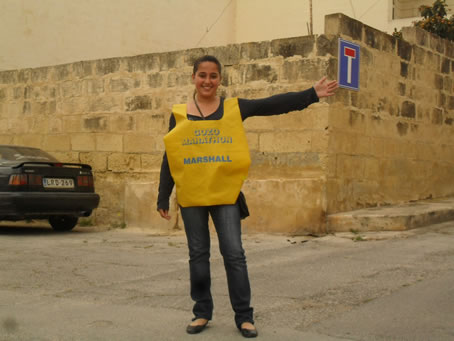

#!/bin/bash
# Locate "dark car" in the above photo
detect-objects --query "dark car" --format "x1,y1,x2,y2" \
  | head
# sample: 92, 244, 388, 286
0, 145, 100, 231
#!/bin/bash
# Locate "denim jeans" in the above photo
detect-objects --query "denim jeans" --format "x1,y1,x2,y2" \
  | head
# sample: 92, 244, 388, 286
180, 203, 254, 328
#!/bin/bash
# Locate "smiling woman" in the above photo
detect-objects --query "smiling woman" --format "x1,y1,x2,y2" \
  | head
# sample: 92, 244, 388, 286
157, 55, 338, 338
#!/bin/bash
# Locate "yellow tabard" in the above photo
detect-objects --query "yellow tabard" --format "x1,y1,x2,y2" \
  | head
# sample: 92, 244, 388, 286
163, 97, 251, 207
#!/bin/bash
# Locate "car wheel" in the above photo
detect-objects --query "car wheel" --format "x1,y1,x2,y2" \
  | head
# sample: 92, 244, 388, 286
49, 215, 78, 231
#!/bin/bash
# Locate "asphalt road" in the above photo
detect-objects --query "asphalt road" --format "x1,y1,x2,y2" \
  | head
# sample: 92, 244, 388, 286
1, 221, 453, 340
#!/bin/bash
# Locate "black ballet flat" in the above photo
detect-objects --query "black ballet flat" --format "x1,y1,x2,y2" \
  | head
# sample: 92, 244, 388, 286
240, 325, 258, 338
186, 319, 209, 334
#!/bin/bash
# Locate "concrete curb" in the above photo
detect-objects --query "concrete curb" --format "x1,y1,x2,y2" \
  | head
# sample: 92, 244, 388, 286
327, 197, 454, 232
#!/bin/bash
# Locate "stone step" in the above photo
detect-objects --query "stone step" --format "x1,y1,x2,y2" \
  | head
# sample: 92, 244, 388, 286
327, 197, 454, 232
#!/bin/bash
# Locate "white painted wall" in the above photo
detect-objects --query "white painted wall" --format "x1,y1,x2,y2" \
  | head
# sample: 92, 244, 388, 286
0, 0, 236, 70
234, 0, 391, 43
0, 0, 447, 71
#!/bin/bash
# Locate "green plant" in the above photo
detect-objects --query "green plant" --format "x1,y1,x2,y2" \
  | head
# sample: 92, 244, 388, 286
414, 0, 454, 41
392, 28, 403, 39
353, 235, 365, 242
78, 218, 93, 227
110, 221, 127, 229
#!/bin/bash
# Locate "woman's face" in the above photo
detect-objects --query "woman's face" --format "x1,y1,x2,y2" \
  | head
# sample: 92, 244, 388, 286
192, 61, 221, 99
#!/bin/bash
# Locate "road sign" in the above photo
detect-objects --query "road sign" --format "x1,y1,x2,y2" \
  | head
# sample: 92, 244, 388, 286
338, 38, 360, 91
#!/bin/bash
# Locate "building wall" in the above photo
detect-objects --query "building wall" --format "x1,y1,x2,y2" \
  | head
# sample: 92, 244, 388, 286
324, 13, 454, 216
0, 0, 236, 70
2, 0, 447, 71
0, 38, 333, 233
1, 14, 453, 234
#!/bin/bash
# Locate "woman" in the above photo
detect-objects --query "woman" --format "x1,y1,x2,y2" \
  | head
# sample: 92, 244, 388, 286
158, 55, 338, 338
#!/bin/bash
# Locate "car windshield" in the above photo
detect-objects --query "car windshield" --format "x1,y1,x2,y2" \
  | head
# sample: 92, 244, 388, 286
0, 146, 58, 163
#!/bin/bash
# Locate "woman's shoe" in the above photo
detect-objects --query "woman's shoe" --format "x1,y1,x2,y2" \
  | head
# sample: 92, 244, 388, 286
186, 318, 209, 334
240, 323, 258, 338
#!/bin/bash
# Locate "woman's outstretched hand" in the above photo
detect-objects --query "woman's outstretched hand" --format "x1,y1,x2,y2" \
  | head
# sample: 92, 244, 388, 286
158, 209, 171, 220
314, 77, 339, 98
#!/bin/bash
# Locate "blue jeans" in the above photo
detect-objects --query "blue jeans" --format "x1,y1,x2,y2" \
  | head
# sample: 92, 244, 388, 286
180, 203, 254, 328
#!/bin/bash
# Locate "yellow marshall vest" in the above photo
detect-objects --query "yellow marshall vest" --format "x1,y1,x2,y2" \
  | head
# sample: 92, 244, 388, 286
163, 97, 251, 207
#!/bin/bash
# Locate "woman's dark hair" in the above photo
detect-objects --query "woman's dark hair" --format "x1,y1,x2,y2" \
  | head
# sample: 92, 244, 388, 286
193, 55, 222, 75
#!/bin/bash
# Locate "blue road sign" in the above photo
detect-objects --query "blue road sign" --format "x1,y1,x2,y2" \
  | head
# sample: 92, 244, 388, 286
338, 38, 360, 91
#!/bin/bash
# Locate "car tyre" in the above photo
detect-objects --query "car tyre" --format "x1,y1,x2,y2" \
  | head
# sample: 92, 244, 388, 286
49, 215, 78, 231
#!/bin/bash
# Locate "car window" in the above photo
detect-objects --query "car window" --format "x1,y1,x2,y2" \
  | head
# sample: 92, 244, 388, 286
0, 146, 58, 163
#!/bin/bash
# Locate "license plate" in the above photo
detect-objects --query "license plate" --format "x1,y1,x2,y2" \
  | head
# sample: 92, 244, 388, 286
43, 178, 74, 189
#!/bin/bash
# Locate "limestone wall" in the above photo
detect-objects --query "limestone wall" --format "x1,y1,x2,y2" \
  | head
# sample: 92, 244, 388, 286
0, 38, 333, 233
1, 13, 453, 234
325, 14, 454, 216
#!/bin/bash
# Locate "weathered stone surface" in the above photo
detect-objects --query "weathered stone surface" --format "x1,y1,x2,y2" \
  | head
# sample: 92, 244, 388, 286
108, 153, 141, 172
110, 115, 134, 132
31, 67, 49, 83
60, 81, 82, 98
96, 58, 120, 75
325, 13, 362, 41
441, 58, 450, 74
398, 82, 406, 96
434, 74, 444, 90
167, 71, 192, 87
125, 181, 177, 231
0, 88, 7, 100
282, 59, 324, 82
244, 64, 278, 83
54, 65, 71, 81
88, 96, 122, 112
140, 153, 163, 171
316, 35, 337, 56
430, 34, 445, 54
96, 134, 123, 152
243, 178, 326, 234
364, 25, 381, 49
84, 79, 105, 95
79, 152, 107, 171
17, 69, 30, 83
0, 71, 18, 84
401, 101, 416, 118
127, 54, 159, 73
432, 108, 443, 125
126, 95, 152, 111
147, 73, 164, 88
259, 131, 312, 153
414, 46, 425, 65
271, 36, 314, 58
73, 61, 93, 78
240, 41, 270, 60
110, 78, 140, 92
400, 62, 409, 77
1, 16, 454, 234
206, 45, 241, 66
83, 116, 108, 132
158, 51, 180, 71
398, 39, 412, 61
42, 134, 71, 152
124, 135, 158, 153
71, 134, 96, 151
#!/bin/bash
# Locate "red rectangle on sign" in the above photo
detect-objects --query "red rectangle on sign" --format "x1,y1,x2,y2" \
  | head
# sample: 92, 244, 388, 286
344, 47, 356, 58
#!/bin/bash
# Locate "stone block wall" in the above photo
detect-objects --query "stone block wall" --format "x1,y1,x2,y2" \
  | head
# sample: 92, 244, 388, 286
0, 36, 334, 233
1, 13, 453, 234
324, 13, 454, 216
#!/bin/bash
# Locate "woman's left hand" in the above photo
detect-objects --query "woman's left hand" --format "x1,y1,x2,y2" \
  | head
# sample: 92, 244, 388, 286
314, 77, 339, 98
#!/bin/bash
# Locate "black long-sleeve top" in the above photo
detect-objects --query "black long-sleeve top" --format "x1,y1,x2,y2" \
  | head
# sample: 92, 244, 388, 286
157, 87, 319, 210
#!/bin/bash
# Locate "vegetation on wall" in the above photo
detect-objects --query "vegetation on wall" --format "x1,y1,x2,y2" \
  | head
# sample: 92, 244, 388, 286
393, 0, 454, 41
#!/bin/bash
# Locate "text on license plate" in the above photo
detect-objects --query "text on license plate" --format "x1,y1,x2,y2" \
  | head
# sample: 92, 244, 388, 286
43, 178, 74, 188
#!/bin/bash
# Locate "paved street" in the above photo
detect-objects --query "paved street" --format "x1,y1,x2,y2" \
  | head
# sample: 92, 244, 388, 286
1, 221, 453, 340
